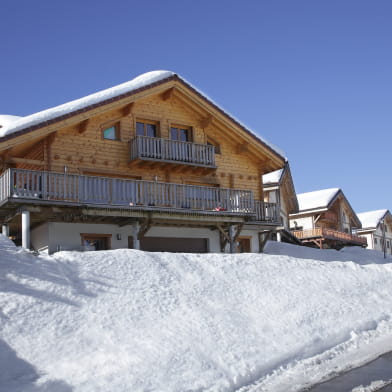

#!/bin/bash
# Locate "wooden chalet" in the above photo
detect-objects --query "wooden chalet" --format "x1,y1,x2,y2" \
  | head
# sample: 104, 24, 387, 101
289, 188, 367, 249
0, 71, 286, 254
357, 209, 392, 255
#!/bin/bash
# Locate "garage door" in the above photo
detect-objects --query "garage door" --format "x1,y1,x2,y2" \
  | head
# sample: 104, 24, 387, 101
140, 237, 208, 253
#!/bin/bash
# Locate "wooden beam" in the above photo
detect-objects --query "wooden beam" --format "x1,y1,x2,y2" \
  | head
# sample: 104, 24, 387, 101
78, 120, 89, 134
122, 103, 134, 116
137, 218, 152, 240
161, 88, 175, 101
237, 142, 249, 153
199, 115, 213, 128
7, 157, 46, 166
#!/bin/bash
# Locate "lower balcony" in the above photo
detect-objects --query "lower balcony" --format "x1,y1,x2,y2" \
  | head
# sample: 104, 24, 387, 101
0, 169, 279, 224
292, 227, 367, 248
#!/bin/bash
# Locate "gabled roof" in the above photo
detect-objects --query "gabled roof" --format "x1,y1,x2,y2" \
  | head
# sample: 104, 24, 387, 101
357, 209, 389, 229
297, 188, 340, 211
292, 187, 361, 228
0, 70, 285, 162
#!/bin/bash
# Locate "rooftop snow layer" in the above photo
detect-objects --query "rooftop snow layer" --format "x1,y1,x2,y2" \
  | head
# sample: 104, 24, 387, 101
0, 71, 286, 159
263, 168, 283, 185
0, 71, 174, 138
297, 188, 340, 211
357, 209, 389, 229
0, 114, 22, 129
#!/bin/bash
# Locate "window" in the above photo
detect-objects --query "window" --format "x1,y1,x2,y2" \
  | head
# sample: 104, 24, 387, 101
103, 123, 120, 140
136, 120, 158, 137
171, 125, 192, 142
374, 238, 378, 245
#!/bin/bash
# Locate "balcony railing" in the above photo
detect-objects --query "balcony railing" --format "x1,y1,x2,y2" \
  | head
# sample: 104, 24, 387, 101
292, 227, 367, 246
0, 168, 261, 214
253, 200, 281, 223
129, 136, 216, 168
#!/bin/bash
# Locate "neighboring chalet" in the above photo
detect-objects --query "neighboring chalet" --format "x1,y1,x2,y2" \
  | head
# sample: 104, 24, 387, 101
0, 71, 286, 254
262, 163, 300, 245
289, 188, 367, 249
357, 210, 392, 255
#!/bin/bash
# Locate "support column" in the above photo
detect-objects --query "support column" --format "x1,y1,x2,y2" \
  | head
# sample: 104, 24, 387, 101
2, 224, 9, 237
229, 225, 236, 254
133, 222, 140, 250
21, 210, 31, 250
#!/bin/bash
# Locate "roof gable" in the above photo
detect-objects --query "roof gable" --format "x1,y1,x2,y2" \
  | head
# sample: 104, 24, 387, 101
357, 209, 389, 229
0, 71, 285, 165
297, 188, 340, 211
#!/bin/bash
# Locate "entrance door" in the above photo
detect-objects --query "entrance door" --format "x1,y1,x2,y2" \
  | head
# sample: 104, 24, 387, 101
81, 234, 111, 250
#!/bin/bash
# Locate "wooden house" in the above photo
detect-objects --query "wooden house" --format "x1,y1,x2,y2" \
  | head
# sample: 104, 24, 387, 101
289, 188, 367, 249
357, 210, 392, 255
0, 71, 286, 254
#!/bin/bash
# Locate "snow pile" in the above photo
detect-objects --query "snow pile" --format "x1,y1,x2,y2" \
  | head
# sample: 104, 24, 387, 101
1, 236, 392, 391
296, 188, 340, 211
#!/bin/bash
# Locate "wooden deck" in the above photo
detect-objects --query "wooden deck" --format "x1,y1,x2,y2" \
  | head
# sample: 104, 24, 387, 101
0, 169, 280, 224
292, 227, 367, 247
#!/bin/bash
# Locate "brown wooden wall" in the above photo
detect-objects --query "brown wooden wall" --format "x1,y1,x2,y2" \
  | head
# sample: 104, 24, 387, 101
15, 93, 269, 200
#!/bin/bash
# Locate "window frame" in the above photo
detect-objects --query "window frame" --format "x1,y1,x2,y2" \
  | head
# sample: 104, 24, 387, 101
135, 119, 159, 138
102, 122, 121, 141
170, 124, 193, 142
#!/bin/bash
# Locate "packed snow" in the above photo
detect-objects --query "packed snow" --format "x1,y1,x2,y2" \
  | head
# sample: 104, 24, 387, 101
358, 210, 389, 230
296, 188, 340, 211
1, 236, 392, 392
0, 115, 22, 129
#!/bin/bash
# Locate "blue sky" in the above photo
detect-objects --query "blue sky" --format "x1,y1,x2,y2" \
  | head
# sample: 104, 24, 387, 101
1, 0, 391, 213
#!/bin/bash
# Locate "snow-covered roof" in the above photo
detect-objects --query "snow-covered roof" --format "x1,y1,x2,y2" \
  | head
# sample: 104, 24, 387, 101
297, 188, 340, 211
0, 114, 22, 129
0, 71, 174, 138
357, 209, 389, 229
0, 70, 285, 160
262, 168, 283, 185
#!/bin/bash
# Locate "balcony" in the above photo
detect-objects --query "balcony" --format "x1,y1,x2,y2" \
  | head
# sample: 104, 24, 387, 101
292, 227, 367, 247
129, 136, 216, 170
0, 169, 284, 224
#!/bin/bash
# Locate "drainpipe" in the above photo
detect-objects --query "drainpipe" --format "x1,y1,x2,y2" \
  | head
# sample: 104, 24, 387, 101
21, 210, 31, 250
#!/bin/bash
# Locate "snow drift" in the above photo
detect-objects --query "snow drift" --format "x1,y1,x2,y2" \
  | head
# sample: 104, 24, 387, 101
1, 235, 392, 391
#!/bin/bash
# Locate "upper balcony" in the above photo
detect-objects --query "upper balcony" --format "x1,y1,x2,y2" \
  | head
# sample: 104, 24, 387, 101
0, 169, 281, 225
129, 136, 216, 171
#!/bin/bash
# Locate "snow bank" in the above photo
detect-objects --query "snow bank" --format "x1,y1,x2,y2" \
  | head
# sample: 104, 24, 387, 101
1, 236, 392, 391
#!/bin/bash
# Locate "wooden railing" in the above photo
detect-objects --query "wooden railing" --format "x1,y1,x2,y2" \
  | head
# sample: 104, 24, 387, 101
129, 136, 216, 167
292, 227, 367, 245
0, 168, 258, 214
253, 200, 281, 223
